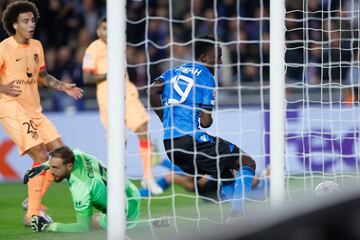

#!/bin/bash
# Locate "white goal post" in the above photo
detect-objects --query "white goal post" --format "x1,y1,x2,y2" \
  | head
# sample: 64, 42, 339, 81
107, 0, 126, 239
270, 0, 286, 208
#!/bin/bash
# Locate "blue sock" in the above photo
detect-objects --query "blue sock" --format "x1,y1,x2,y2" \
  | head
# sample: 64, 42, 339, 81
232, 166, 255, 214
221, 181, 235, 200
156, 177, 168, 190
248, 178, 270, 201
139, 188, 150, 197
161, 159, 173, 169
161, 159, 185, 176
248, 188, 267, 201
254, 178, 270, 191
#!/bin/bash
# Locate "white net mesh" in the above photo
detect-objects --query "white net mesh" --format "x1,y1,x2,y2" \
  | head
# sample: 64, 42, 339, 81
284, 0, 360, 201
124, 0, 360, 238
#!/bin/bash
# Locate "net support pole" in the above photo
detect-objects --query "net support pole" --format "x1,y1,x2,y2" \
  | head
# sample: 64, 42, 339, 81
270, 0, 286, 208
107, 0, 126, 239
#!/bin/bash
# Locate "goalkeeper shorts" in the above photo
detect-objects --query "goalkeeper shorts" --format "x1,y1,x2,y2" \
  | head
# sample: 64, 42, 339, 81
97, 179, 141, 229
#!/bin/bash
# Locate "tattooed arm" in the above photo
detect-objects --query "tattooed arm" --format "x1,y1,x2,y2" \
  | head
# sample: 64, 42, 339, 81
83, 71, 106, 85
38, 69, 83, 100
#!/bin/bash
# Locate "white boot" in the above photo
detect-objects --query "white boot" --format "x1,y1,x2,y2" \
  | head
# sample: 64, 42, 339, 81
141, 178, 164, 195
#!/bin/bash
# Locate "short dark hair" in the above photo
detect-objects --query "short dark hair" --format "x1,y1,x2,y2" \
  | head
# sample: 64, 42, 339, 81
97, 16, 107, 28
195, 35, 216, 60
49, 146, 75, 165
2, 0, 40, 36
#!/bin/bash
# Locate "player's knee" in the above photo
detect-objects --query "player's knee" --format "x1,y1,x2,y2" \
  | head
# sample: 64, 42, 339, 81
91, 213, 102, 230
45, 138, 64, 152
28, 145, 48, 163
37, 151, 49, 163
241, 155, 256, 171
134, 123, 148, 138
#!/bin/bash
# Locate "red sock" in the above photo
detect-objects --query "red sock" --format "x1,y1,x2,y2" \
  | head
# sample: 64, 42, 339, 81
41, 170, 53, 198
26, 162, 44, 218
139, 139, 153, 180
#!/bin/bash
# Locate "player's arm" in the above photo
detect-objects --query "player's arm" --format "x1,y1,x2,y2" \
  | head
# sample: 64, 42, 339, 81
200, 74, 215, 128
199, 108, 213, 128
149, 79, 164, 121
38, 69, 83, 99
83, 71, 107, 85
46, 213, 92, 232
32, 183, 93, 233
82, 46, 106, 84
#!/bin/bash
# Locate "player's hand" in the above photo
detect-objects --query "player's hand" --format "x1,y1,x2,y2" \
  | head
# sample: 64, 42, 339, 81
0, 80, 22, 97
31, 215, 49, 232
23, 164, 49, 184
62, 83, 84, 100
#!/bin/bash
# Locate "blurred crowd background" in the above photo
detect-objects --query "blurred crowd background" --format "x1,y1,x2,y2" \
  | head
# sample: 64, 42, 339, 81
0, 0, 359, 112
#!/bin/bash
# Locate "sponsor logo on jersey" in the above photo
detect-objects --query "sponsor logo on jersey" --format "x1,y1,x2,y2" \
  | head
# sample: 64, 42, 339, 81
34, 53, 39, 64
84, 157, 94, 178
15, 79, 36, 85
26, 68, 33, 78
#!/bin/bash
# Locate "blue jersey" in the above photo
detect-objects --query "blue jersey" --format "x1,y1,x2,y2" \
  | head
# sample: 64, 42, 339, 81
157, 63, 215, 140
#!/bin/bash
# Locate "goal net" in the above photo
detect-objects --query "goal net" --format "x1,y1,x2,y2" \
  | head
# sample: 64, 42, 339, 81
123, 0, 360, 238
284, 0, 360, 199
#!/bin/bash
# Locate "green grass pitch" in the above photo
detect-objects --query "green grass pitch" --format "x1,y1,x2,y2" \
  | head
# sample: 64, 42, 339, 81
0, 181, 234, 240
0, 175, 355, 240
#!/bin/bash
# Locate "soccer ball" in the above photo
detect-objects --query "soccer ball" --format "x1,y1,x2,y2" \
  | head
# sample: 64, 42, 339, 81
314, 180, 339, 197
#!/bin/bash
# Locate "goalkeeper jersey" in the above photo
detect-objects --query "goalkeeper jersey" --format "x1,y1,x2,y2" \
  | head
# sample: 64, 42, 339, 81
48, 149, 140, 232
68, 149, 107, 216
156, 63, 215, 140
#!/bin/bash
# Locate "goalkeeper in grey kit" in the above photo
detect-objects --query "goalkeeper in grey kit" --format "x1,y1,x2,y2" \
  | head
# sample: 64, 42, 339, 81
24, 146, 141, 232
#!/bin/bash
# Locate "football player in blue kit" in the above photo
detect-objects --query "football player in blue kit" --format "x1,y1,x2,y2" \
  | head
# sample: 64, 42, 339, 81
149, 35, 257, 220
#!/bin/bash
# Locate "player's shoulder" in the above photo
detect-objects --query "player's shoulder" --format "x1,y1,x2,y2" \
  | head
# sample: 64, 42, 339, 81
72, 149, 90, 163
74, 149, 99, 164
29, 39, 43, 48
0, 36, 13, 49
86, 39, 105, 52
179, 62, 211, 75
190, 63, 215, 85
157, 68, 173, 81
195, 63, 212, 75
73, 148, 82, 156
73, 149, 92, 159
0, 37, 19, 57
0, 41, 6, 53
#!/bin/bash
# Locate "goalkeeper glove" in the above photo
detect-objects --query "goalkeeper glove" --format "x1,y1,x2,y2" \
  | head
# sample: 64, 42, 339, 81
23, 164, 49, 184
31, 215, 49, 232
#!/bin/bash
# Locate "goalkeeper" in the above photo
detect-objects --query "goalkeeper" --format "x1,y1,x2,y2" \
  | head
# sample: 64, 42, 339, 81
24, 146, 140, 233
